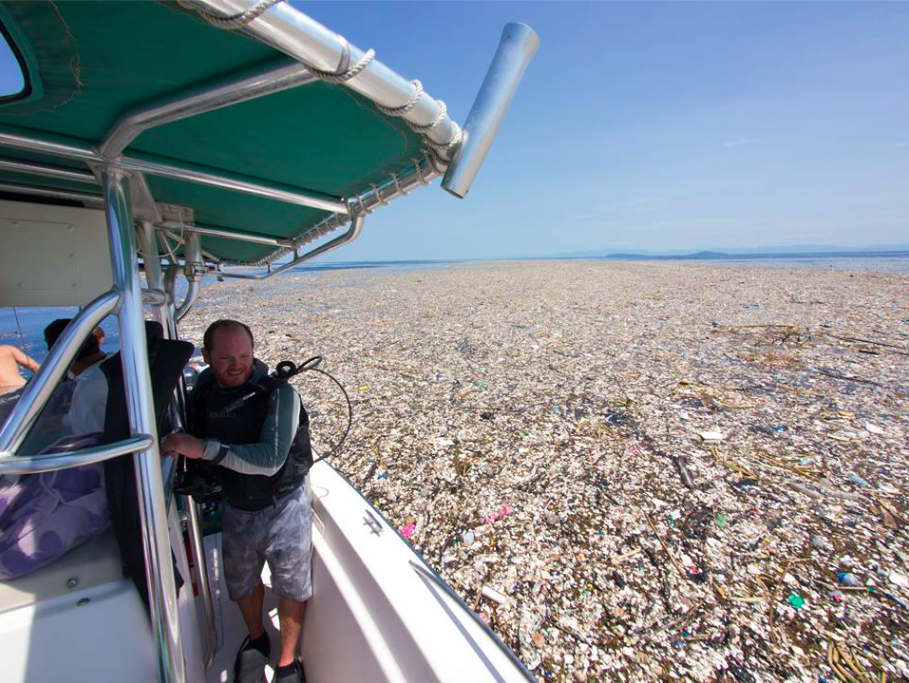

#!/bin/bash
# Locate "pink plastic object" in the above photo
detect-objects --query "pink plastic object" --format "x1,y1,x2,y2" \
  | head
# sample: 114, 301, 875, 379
483, 504, 514, 525
401, 523, 416, 538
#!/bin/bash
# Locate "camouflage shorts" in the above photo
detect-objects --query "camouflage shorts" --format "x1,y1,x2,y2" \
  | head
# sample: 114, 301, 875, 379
222, 479, 313, 603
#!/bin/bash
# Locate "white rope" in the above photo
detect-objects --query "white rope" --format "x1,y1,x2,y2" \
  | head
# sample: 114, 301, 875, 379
308, 48, 375, 84
375, 80, 423, 117
412, 157, 430, 186
391, 172, 405, 197
407, 100, 447, 133
181, 0, 286, 30
425, 147, 448, 175
181, 3, 463, 165
370, 183, 389, 207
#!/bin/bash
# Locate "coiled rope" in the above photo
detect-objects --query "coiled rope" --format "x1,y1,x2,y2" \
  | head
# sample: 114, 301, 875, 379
183, 1, 460, 161
180, 0, 285, 30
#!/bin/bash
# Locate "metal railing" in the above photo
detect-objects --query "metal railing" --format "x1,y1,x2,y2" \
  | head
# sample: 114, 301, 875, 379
101, 59, 316, 159
0, 435, 155, 475
0, 128, 346, 215
0, 181, 104, 207
216, 213, 366, 280
139, 220, 218, 668
0, 290, 120, 455
103, 169, 187, 683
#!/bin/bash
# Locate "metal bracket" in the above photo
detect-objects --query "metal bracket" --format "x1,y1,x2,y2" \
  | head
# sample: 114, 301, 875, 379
158, 203, 195, 226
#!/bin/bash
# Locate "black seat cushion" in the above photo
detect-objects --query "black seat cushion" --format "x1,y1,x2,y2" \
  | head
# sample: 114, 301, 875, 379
101, 321, 194, 611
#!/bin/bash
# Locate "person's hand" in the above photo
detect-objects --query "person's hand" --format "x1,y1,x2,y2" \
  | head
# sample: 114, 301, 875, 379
161, 433, 205, 460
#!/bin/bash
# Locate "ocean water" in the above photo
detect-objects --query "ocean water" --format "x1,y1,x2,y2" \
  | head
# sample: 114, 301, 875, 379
3, 252, 905, 376
574, 251, 909, 274
0, 305, 121, 366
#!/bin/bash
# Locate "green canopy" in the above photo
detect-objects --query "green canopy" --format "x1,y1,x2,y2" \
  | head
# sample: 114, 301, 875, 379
0, 1, 433, 264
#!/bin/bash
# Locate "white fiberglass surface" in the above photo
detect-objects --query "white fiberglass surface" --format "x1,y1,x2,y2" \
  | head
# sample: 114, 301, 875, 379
202, 463, 533, 682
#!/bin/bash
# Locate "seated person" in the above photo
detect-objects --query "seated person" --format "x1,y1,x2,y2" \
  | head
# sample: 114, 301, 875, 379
0, 322, 112, 579
43, 319, 108, 379
0, 344, 39, 396
15, 321, 108, 455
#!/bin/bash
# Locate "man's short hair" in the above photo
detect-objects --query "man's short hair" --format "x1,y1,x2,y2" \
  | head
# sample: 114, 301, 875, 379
44, 318, 101, 360
203, 319, 255, 352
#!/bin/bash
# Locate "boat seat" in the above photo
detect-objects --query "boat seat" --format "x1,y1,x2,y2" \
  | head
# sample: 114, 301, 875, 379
0, 527, 122, 615
101, 321, 194, 610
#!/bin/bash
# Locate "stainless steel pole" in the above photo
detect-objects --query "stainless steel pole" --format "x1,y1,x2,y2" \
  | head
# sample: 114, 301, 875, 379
442, 23, 539, 198
101, 168, 187, 683
185, 498, 218, 663
218, 213, 366, 280
150, 226, 217, 666
139, 221, 169, 332
139, 221, 184, 494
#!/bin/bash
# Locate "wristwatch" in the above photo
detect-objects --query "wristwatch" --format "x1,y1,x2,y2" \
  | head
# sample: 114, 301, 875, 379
211, 443, 230, 465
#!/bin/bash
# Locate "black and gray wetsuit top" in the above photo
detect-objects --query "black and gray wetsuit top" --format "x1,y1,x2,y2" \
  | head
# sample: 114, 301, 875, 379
189, 362, 313, 511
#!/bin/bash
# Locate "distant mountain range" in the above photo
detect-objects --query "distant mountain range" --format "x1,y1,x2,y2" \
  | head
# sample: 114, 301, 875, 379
561, 244, 909, 259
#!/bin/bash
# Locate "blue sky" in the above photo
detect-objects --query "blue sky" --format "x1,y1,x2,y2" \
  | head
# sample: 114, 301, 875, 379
303, 1, 909, 259
2, 2, 908, 260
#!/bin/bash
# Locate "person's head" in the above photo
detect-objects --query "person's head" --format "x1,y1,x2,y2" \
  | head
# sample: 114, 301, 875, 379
92, 327, 105, 347
202, 320, 255, 388
44, 319, 101, 360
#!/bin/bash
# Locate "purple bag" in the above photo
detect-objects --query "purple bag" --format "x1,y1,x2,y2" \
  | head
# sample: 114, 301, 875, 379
0, 433, 110, 580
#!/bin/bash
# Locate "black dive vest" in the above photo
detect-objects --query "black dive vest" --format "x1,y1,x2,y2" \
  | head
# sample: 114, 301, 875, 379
188, 374, 313, 512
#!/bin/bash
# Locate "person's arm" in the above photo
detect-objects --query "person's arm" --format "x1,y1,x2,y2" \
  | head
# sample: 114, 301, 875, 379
12, 347, 39, 374
163, 383, 300, 476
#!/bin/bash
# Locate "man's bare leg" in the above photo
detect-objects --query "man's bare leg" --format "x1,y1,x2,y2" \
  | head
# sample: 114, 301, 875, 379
238, 582, 266, 639
277, 598, 305, 667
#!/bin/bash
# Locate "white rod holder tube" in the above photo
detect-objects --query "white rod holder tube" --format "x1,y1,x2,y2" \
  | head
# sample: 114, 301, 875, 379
442, 23, 539, 199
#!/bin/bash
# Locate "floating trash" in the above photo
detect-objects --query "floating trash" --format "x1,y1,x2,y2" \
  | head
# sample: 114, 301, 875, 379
838, 572, 861, 587
179, 260, 909, 682
699, 430, 727, 441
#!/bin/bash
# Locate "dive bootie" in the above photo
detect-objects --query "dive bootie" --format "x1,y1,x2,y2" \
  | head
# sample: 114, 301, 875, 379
234, 635, 271, 683
272, 660, 306, 683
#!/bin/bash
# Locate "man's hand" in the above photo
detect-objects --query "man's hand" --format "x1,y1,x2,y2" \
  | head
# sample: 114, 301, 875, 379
161, 433, 205, 460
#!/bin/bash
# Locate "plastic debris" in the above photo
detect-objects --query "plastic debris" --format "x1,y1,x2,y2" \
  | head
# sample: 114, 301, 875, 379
864, 423, 884, 435
715, 511, 728, 530
829, 590, 844, 603
484, 504, 514, 525
848, 472, 872, 489
699, 430, 726, 441
882, 591, 909, 609
889, 571, 909, 588
401, 523, 416, 539
787, 593, 805, 609
481, 586, 509, 605
179, 260, 909, 683
838, 572, 861, 587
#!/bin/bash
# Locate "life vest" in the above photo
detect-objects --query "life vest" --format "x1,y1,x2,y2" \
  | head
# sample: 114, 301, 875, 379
188, 371, 313, 512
